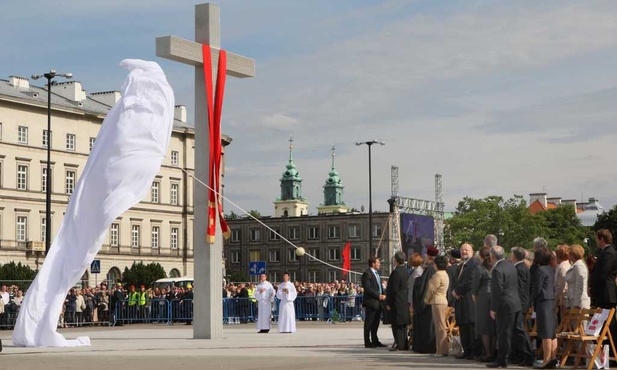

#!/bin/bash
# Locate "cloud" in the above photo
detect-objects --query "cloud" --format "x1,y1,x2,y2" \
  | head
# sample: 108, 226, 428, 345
259, 113, 301, 130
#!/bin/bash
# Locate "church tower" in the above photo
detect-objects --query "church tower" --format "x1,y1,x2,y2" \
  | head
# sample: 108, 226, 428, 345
317, 145, 350, 215
274, 137, 309, 217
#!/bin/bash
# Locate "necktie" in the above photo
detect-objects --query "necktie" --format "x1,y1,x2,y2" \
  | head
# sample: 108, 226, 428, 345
458, 262, 465, 279
375, 271, 381, 294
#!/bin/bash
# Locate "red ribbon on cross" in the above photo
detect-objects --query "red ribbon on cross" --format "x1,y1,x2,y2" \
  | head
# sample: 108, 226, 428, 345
202, 44, 231, 244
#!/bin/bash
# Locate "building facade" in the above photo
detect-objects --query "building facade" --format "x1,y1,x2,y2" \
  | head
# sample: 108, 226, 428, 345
0, 75, 199, 286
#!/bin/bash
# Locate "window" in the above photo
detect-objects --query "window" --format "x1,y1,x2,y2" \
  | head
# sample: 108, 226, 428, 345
270, 272, 279, 283
65, 170, 76, 195
348, 224, 360, 238
66, 133, 75, 150
171, 151, 179, 166
110, 223, 119, 246
288, 226, 299, 240
308, 226, 319, 240
268, 249, 280, 262
231, 229, 241, 242
170, 227, 179, 249
16, 216, 28, 242
151, 226, 160, 248
18, 126, 28, 144
373, 224, 382, 238
329, 248, 340, 261
289, 249, 298, 262
328, 225, 340, 239
270, 227, 281, 241
41, 167, 48, 192
231, 250, 240, 263
308, 248, 320, 260
151, 181, 160, 203
249, 228, 261, 242
249, 250, 261, 262
131, 225, 140, 248
42, 130, 51, 148
170, 183, 179, 205
351, 247, 361, 261
289, 271, 297, 282
307, 271, 317, 283
40, 217, 47, 242
89, 137, 96, 151
328, 270, 337, 282
17, 164, 28, 190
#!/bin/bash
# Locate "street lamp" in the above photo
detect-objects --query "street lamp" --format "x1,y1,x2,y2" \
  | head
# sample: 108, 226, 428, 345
31, 70, 73, 254
355, 140, 385, 254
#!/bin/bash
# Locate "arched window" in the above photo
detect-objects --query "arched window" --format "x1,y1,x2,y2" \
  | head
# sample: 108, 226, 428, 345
107, 266, 121, 286
169, 268, 181, 278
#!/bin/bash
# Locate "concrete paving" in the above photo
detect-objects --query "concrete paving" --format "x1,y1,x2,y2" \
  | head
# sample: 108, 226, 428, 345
0, 322, 525, 370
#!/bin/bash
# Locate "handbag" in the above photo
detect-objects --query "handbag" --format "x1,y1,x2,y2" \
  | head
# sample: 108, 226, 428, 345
448, 334, 463, 356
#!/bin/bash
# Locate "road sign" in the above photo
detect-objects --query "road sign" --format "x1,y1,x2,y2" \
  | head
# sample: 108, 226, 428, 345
248, 261, 266, 276
91, 259, 101, 274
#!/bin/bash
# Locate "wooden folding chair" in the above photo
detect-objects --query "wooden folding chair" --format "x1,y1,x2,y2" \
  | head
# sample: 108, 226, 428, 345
445, 306, 459, 337
559, 307, 617, 370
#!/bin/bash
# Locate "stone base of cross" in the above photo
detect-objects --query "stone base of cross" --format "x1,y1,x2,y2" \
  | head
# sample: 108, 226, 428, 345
156, 3, 255, 339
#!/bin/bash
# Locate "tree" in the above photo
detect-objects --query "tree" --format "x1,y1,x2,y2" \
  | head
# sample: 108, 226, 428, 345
121, 262, 167, 288
0, 261, 38, 289
225, 211, 240, 220
594, 204, 617, 238
536, 205, 590, 249
247, 210, 262, 219
445, 195, 543, 251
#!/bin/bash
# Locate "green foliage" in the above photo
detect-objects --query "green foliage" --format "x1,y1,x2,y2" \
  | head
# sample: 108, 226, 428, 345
536, 205, 590, 248
225, 211, 240, 220
247, 210, 262, 219
445, 195, 589, 252
121, 262, 167, 288
594, 204, 617, 238
0, 261, 38, 289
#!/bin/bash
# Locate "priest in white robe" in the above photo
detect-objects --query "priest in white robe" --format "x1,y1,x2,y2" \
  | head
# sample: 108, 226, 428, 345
254, 273, 275, 333
276, 272, 297, 333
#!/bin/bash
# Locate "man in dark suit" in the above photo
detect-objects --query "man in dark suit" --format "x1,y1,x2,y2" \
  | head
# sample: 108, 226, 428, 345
361, 256, 386, 348
590, 229, 617, 309
386, 251, 411, 351
509, 247, 534, 366
487, 245, 522, 368
453, 242, 478, 360
446, 249, 461, 308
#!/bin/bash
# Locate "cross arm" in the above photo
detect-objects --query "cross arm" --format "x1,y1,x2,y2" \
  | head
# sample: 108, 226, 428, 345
156, 35, 255, 78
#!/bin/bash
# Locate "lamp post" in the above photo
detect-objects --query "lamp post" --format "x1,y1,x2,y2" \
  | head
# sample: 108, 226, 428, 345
31, 70, 72, 254
356, 140, 385, 254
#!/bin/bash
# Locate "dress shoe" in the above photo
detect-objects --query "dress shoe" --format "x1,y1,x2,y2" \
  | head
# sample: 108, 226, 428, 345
480, 356, 496, 363
365, 344, 376, 348
373, 342, 387, 347
389, 347, 406, 352
517, 356, 535, 367
532, 359, 558, 369
485, 362, 507, 368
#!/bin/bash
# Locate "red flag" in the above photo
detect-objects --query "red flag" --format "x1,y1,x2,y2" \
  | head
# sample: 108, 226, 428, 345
342, 241, 351, 277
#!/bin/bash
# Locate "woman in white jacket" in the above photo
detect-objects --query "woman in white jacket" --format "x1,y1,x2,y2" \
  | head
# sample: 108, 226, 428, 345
565, 244, 591, 309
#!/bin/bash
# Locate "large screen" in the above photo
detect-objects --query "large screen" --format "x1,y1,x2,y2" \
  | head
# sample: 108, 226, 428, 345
400, 213, 435, 257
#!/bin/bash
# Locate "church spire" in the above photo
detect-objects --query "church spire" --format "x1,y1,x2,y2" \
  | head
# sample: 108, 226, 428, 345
289, 135, 294, 162
318, 144, 349, 215
274, 136, 309, 217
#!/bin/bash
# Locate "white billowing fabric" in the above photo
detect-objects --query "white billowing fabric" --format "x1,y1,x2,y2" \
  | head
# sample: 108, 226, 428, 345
276, 282, 297, 333
12, 59, 175, 347
254, 281, 274, 331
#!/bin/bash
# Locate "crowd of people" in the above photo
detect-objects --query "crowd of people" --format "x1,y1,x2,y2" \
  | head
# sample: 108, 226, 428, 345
365, 230, 615, 370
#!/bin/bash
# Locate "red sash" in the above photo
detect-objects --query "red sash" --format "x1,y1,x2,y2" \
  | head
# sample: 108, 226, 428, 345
202, 44, 231, 244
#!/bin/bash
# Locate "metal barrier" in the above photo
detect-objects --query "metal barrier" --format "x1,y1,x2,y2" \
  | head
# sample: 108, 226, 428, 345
108, 295, 367, 326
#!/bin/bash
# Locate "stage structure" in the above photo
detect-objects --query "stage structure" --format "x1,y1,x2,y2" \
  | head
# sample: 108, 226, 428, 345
388, 166, 445, 259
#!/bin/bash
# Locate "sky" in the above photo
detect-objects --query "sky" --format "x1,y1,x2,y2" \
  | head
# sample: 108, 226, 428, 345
2, 0, 617, 216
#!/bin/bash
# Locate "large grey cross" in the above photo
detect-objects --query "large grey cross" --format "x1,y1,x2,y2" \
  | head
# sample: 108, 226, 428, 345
156, 3, 255, 340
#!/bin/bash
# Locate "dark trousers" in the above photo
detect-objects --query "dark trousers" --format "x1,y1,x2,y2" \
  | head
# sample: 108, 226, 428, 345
391, 324, 407, 350
459, 322, 475, 357
495, 311, 515, 365
512, 310, 533, 360
364, 306, 381, 345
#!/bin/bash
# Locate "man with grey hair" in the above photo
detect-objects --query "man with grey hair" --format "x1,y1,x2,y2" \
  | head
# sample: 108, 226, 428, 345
487, 246, 522, 368
532, 237, 548, 250
484, 234, 498, 249
508, 247, 534, 366
453, 243, 478, 360
385, 251, 411, 351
